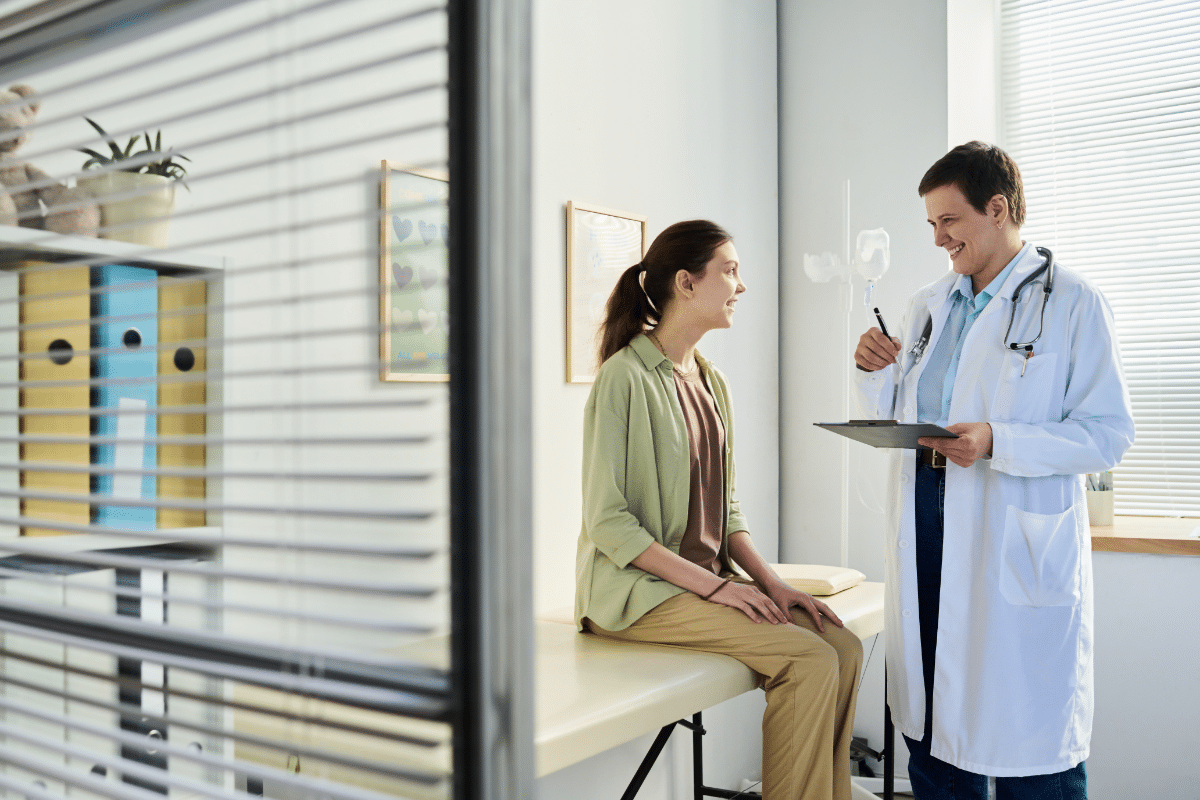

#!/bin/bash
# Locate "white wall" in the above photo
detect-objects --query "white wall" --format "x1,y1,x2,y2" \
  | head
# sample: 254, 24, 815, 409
1090, 553, 1199, 799
532, 0, 779, 796
779, 0, 948, 776
531, 0, 781, 615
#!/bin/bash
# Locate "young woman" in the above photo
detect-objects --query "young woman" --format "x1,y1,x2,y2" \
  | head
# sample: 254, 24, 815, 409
574, 219, 863, 800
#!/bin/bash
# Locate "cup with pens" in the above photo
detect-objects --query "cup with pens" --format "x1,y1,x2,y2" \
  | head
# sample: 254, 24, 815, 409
1085, 470, 1114, 526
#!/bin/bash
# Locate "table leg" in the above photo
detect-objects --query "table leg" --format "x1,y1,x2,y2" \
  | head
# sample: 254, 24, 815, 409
620, 722, 678, 800
884, 663, 894, 800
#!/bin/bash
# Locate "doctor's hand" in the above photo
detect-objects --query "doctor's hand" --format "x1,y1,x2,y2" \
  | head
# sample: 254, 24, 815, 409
855, 327, 901, 372
763, 581, 844, 634
919, 422, 993, 468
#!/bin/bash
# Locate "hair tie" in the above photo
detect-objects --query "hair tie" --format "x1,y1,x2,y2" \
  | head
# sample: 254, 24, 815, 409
637, 266, 660, 313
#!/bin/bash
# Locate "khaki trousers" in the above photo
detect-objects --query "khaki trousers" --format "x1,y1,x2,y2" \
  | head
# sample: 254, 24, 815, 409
588, 579, 862, 800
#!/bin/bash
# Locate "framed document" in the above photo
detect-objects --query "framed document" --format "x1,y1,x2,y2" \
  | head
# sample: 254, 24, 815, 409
565, 201, 647, 384
380, 161, 449, 382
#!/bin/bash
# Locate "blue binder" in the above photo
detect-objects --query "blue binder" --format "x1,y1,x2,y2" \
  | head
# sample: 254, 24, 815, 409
92, 265, 157, 528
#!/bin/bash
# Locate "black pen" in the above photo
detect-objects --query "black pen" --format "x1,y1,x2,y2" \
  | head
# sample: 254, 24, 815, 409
873, 307, 891, 339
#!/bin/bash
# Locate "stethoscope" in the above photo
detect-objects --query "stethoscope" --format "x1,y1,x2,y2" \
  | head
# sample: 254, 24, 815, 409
907, 246, 1055, 368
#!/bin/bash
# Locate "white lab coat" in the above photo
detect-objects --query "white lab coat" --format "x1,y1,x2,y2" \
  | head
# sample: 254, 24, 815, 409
855, 244, 1134, 776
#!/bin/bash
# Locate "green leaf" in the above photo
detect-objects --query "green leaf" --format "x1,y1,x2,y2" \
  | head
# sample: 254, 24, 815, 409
80, 118, 191, 178
85, 117, 124, 159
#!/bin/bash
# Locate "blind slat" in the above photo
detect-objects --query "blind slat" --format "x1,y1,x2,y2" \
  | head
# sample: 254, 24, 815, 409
0, 1, 463, 797
1002, 0, 1200, 518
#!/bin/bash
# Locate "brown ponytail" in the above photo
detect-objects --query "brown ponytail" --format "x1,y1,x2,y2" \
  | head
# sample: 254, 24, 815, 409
597, 220, 732, 365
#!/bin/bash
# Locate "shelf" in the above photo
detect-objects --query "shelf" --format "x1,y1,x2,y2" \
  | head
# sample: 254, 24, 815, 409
0, 529, 221, 556
0, 531, 220, 576
1091, 516, 1200, 557
0, 225, 225, 273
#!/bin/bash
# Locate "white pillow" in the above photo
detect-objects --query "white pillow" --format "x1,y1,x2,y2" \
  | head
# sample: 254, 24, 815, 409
768, 563, 866, 596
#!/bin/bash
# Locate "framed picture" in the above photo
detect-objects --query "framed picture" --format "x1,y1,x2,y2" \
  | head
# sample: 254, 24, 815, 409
565, 201, 648, 383
379, 161, 449, 382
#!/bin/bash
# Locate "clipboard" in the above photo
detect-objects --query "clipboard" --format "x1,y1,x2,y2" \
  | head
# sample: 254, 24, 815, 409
814, 420, 958, 449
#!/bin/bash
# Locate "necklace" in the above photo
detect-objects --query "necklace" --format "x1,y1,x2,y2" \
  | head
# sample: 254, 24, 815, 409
648, 329, 695, 376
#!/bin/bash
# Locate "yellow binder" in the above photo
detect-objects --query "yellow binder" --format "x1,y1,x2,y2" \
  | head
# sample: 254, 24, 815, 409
157, 277, 206, 528
19, 263, 90, 536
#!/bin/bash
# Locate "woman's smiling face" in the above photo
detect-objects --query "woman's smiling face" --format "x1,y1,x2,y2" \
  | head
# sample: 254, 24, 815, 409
686, 240, 745, 330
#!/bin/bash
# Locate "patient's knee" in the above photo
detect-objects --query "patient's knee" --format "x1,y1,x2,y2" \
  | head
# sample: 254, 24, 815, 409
765, 641, 839, 692
833, 627, 864, 679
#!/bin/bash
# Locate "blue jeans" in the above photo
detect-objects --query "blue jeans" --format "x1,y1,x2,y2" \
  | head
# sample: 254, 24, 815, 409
904, 456, 1087, 800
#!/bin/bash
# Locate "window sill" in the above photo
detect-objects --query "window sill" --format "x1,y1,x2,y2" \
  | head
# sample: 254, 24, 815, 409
1091, 516, 1200, 556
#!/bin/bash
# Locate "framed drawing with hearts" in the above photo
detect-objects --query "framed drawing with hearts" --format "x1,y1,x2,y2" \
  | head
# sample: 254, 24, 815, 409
380, 161, 450, 381
566, 201, 648, 383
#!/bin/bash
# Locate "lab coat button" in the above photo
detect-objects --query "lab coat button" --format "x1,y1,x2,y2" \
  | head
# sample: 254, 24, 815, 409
904, 405, 914, 416
902, 609, 912, 618
899, 540, 909, 548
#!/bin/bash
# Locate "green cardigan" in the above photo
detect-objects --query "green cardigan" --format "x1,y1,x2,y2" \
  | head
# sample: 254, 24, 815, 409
574, 334, 749, 631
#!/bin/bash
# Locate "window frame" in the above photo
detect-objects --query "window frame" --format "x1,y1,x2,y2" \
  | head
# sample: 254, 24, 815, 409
950, 0, 1199, 557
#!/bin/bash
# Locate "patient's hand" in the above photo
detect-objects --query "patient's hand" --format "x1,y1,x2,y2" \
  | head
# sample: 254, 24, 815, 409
708, 581, 790, 625
764, 582, 844, 633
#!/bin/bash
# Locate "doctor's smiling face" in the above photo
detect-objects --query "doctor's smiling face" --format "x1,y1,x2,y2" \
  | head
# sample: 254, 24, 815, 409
925, 183, 1022, 295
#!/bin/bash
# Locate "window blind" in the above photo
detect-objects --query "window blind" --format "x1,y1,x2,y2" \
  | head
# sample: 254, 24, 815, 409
0, 1, 535, 799
1000, 0, 1200, 517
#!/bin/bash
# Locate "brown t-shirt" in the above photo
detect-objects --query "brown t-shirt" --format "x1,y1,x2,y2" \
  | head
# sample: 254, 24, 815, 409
673, 365, 727, 575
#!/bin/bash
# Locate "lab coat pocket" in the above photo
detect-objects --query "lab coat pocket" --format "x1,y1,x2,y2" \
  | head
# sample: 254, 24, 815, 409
991, 351, 1058, 422
1000, 504, 1082, 608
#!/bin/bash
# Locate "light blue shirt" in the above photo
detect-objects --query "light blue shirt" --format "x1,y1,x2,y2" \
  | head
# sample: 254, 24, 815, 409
916, 243, 1030, 426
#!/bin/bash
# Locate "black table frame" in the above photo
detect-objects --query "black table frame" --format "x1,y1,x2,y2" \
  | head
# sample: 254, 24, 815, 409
619, 695, 896, 800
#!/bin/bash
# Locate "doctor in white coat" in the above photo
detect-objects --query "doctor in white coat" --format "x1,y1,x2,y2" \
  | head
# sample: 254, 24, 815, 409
854, 142, 1134, 800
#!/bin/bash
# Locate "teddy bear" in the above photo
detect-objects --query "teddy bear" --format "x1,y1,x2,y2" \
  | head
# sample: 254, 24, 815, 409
0, 84, 99, 236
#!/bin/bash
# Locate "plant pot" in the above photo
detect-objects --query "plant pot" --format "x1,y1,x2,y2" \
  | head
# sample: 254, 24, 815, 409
77, 171, 176, 246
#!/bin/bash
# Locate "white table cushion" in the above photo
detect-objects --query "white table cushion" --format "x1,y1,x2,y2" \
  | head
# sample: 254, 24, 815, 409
231, 582, 885, 783
534, 620, 756, 776
534, 582, 883, 776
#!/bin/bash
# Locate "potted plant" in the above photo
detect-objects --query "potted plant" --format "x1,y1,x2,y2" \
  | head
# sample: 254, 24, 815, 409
76, 118, 190, 246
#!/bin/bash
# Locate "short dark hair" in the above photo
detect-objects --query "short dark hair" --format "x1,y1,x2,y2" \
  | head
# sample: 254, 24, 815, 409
918, 141, 1026, 228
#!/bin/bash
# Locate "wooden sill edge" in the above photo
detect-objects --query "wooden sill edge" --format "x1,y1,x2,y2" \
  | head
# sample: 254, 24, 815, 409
1091, 516, 1200, 556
